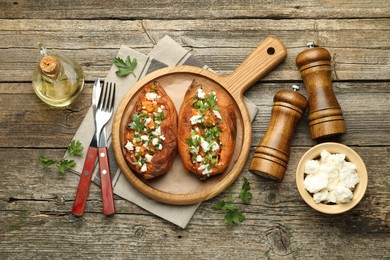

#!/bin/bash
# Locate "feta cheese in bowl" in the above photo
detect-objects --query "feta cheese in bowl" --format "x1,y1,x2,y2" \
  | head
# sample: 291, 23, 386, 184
303, 149, 360, 204
296, 143, 368, 214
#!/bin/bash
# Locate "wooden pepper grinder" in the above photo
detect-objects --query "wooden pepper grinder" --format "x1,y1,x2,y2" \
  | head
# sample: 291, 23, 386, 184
296, 41, 347, 139
249, 85, 308, 181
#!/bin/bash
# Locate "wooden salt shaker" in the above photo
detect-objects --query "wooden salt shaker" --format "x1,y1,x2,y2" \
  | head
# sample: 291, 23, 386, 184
296, 42, 347, 139
249, 85, 308, 181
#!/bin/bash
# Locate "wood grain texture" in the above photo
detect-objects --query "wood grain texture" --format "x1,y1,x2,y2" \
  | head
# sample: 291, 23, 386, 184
1, 0, 389, 19
0, 147, 389, 259
0, 19, 389, 81
1, 82, 389, 148
0, 0, 389, 258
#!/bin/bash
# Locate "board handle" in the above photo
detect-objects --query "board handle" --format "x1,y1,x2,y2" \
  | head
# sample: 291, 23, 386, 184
221, 36, 287, 96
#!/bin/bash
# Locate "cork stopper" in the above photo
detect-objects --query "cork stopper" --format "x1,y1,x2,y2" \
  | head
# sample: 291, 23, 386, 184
39, 55, 61, 75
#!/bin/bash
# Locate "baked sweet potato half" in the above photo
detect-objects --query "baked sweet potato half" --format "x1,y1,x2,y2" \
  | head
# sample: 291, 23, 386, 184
123, 81, 178, 179
178, 79, 237, 179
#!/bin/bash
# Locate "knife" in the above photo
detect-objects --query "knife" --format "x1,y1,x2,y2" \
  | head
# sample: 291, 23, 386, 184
97, 86, 116, 216
71, 78, 101, 217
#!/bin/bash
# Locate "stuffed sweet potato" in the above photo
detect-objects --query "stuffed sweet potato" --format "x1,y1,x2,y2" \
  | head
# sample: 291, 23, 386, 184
123, 81, 178, 179
178, 79, 237, 179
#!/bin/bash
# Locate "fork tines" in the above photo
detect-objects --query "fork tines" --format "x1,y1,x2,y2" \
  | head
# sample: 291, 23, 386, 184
98, 81, 116, 111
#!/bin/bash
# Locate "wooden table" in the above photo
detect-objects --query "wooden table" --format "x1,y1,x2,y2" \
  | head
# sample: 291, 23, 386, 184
1, 1, 389, 258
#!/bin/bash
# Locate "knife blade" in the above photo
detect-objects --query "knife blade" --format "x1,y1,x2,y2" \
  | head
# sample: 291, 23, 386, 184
71, 78, 101, 217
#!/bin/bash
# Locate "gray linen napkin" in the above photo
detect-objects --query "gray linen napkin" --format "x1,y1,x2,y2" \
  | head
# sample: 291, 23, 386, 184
67, 35, 258, 228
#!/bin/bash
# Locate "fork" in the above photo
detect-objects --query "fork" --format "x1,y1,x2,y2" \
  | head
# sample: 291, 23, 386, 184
96, 81, 116, 216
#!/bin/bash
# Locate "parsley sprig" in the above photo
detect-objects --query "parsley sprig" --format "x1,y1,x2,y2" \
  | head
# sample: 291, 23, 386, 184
39, 140, 84, 174
128, 112, 145, 132
215, 177, 253, 225
114, 56, 138, 77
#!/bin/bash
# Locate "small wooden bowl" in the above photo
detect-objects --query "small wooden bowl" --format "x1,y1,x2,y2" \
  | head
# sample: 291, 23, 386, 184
296, 142, 368, 214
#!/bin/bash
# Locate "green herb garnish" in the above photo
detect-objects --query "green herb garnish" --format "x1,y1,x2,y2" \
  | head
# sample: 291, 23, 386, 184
215, 188, 245, 226
215, 178, 253, 225
114, 56, 138, 77
128, 112, 145, 132
39, 140, 84, 174
238, 177, 252, 204
67, 140, 83, 156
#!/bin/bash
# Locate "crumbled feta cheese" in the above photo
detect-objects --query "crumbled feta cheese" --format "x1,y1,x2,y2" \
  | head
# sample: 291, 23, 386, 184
157, 107, 162, 113
212, 91, 217, 100
212, 110, 222, 119
196, 155, 203, 162
189, 146, 199, 154
327, 173, 340, 191
146, 92, 158, 101
210, 141, 220, 151
313, 189, 329, 203
152, 138, 159, 146
140, 135, 148, 141
320, 150, 331, 163
160, 105, 165, 109
190, 114, 203, 125
202, 167, 212, 176
158, 144, 163, 150
197, 88, 206, 99
160, 135, 165, 141
319, 163, 337, 176
305, 160, 320, 175
145, 117, 152, 125
140, 164, 147, 172
200, 138, 210, 152
339, 167, 360, 189
334, 185, 353, 203
304, 172, 329, 193
145, 154, 153, 163
304, 149, 360, 204
198, 164, 209, 171
135, 146, 141, 153
327, 190, 337, 204
329, 153, 346, 169
125, 141, 134, 151
152, 126, 161, 136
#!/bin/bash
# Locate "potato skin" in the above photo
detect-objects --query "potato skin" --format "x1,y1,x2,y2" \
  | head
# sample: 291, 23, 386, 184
123, 81, 177, 179
178, 79, 236, 179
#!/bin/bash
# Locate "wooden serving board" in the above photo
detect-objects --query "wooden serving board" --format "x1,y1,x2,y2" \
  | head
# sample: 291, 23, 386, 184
112, 36, 287, 205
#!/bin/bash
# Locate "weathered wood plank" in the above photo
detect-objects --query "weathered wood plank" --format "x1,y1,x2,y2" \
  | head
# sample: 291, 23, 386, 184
2, 47, 389, 82
0, 147, 389, 259
0, 19, 389, 81
1, 82, 389, 148
0, 1, 389, 258
0, 0, 389, 19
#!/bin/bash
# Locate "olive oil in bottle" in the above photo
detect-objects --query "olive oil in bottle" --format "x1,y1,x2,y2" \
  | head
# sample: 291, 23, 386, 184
32, 44, 84, 107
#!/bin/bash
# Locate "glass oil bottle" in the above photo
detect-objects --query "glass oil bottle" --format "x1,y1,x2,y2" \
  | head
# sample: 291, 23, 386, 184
32, 44, 84, 107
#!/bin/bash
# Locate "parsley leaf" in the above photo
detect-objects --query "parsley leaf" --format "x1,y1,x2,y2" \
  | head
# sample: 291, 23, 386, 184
215, 200, 237, 211
68, 140, 84, 156
129, 112, 145, 132
39, 140, 84, 174
238, 177, 253, 204
39, 156, 57, 168
114, 56, 138, 77
225, 209, 245, 225
215, 178, 252, 226
58, 159, 76, 174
